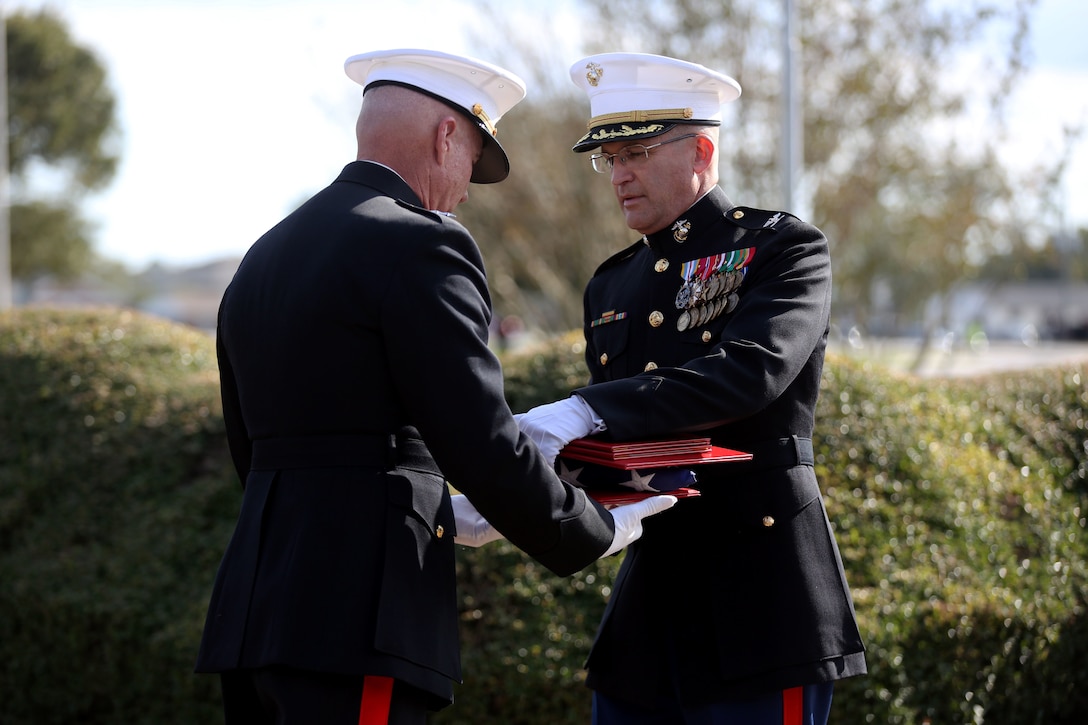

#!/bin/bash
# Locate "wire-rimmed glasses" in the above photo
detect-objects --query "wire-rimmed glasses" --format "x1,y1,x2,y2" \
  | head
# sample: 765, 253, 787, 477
589, 134, 699, 174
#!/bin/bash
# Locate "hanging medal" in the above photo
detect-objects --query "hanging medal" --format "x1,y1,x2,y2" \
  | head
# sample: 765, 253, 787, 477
674, 247, 756, 331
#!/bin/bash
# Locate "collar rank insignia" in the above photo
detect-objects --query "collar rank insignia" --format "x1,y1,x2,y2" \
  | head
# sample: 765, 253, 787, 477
674, 247, 755, 331
591, 310, 627, 328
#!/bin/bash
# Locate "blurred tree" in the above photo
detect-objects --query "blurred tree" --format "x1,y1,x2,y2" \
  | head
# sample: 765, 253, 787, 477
456, 37, 632, 336
5, 8, 120, 292
7, 198, 91, 281
976, 225, 1088, 281
466, 0, 1071, 365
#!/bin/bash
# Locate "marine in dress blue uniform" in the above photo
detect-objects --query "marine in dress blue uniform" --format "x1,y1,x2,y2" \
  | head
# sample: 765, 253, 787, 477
194, 49, 675, 725
517, 52, 866, 724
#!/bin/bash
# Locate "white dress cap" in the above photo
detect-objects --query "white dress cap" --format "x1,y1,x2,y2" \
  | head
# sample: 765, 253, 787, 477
568, 52, 741, 152
345, 49, 527, 183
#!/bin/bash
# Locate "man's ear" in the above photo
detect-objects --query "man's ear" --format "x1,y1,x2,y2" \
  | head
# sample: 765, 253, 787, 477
692, 135, 715, 173
434, 116, 458, 165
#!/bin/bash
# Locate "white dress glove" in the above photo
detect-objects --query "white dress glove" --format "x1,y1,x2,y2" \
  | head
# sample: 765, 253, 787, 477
601, 494, 679, 558
514, 395, 606, 466
451, 494, 505, 547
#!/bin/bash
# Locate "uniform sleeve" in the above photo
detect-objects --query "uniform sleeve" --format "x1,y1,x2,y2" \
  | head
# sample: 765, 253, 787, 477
215, 294, 252, 487
577, 220, 832, 441
377, 218, 614, 575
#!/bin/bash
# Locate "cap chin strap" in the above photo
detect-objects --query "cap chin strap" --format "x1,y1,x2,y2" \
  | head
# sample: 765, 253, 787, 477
471, 103, 497, 137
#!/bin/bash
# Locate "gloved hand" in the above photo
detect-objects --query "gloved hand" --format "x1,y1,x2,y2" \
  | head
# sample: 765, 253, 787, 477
601, 494, 678, 558
514, 395, 606, 466
451, 494, 505, 547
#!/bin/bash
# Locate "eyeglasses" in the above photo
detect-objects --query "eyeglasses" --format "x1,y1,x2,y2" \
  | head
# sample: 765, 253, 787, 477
589, 134, 699, 174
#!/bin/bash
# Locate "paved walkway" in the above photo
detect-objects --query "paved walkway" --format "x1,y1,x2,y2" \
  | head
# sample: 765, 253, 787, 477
830, 339, 1088, 378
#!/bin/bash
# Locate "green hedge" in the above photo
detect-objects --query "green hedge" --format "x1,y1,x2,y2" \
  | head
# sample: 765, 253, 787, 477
0, 308, 233, 724
1, 308, 1086, 724
816, 360, 1088, 723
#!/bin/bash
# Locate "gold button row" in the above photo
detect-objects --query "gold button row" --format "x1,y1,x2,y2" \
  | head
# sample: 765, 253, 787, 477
596, 316, 716, 369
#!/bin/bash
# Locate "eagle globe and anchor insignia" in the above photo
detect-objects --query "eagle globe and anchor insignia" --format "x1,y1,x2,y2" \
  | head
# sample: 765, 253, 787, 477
585, 62, 604, 87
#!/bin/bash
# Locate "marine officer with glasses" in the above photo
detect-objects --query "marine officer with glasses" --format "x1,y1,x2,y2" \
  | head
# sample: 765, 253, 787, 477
516, 52, 867, 724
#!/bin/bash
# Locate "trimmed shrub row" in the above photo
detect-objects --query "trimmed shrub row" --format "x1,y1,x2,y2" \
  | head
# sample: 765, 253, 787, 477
1, 308, 1085, 724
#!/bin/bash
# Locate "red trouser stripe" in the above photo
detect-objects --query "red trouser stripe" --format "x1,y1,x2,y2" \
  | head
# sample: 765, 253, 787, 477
782, 686, 804, 725
358, 675, 393, 725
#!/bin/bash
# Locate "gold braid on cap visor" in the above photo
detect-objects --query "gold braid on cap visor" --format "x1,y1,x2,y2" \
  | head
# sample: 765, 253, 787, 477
472, 103, 497, 136
587, 107, 693, 129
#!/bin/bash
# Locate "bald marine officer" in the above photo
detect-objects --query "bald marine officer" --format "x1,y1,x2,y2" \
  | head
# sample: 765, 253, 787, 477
194, 49, 677, 725
516, 52, 867, 724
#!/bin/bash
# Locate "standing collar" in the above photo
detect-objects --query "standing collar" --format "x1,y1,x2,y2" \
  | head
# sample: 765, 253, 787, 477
642, 186, 732, 256
335, 160, 424, 208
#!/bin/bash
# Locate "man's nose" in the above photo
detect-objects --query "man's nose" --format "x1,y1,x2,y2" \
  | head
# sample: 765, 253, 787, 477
610, 160, 633, 185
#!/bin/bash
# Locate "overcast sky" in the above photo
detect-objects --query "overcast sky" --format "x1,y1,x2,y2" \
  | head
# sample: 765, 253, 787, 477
8, 0, 1088, 270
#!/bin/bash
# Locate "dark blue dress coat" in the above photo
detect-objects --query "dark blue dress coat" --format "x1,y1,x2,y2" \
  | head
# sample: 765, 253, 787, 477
195, 161, 616, 708
574, 186, 867, 707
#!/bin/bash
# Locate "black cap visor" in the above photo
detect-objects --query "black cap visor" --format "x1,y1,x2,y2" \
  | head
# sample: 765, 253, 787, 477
572, 121, 678, 153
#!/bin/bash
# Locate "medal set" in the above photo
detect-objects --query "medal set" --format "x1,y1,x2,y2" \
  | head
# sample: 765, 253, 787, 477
674, 247, 754, 331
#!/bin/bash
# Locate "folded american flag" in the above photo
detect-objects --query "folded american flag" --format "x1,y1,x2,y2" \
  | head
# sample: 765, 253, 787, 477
557, 457, 697, 493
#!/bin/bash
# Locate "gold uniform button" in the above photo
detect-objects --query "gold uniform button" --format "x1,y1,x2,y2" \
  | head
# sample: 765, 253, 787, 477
644, 362, 658, 372
436, 525, 445, 538
648, 311, 664, 327
654, 258, 669, 273
701, 330, 712, 343
762, 516, 775, 527
732, 210, 745, 220
600, 353, 609, 366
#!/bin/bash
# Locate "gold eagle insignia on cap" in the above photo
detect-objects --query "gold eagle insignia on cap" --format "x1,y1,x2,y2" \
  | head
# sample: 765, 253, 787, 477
585, 62, 604, 87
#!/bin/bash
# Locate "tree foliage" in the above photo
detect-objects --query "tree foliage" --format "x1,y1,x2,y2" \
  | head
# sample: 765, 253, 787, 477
5, 8, 120, 284
6, 9, 118, 189
464, 0, 1068, 344
977, 226, 1088, 282
455, 36, 633, 333
8, 199, 92, 281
